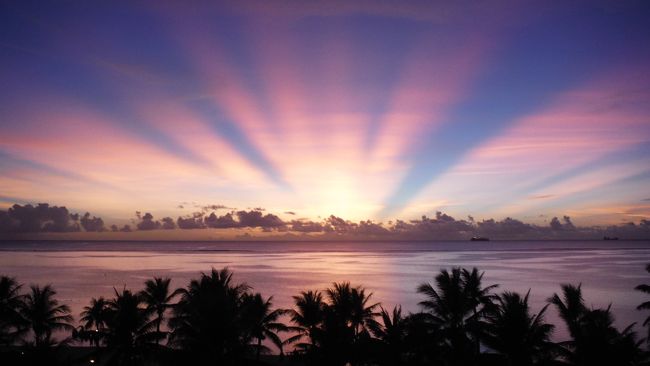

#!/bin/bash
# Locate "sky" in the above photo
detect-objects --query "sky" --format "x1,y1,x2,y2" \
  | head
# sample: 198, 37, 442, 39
1, 0, 650, 232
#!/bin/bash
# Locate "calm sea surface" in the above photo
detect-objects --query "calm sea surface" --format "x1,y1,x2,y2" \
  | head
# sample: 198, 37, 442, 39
1, 240, 650, 340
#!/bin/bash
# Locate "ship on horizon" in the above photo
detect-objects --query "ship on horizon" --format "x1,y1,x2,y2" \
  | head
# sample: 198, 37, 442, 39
470, 236, 490, 241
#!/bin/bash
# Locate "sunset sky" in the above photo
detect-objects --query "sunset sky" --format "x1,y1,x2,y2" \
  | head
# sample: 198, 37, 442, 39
1, 0, 649, 229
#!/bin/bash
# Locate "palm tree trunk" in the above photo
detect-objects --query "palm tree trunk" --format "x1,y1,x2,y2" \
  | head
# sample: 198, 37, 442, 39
473, 308, 480, 361
256, 337, 262, 361
156, 310, 163, 345
156, 320, 161, 345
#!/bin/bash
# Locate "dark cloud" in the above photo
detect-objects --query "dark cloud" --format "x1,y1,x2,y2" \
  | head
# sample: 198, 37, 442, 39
0, 203, 93, 233
284, 211, 296, 215
550, 216, 563, 230
109, 223, 131, 232
1, 201, 649, 240
161, 217, 176, 230
185, 210, 613, 239
317, 216, 390, 237
476, 217, 531, 237
204, 212, 238, 228
324, 215, 353, 233
0, 211, 10, 232
563, 215, 575, 229
200, 209, 287, 230
80, 212, 105, 232
290, 220, 324, 233
236, 210, 284, 228
549, 216, 575, 231
355, 220, 390, 236
177, 213, 206, 229
200, 204, 232, 213
119, 208, 650, 239
391, 213, 473, 239
435, 211, 455, 222
602, 219, 650, 239
136, 212, 161, 231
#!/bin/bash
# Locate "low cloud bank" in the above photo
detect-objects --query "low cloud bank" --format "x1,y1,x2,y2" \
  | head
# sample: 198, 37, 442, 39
182, 209, 285, 230
0, 203, 104, 233
1, 203, 649, 240
80, 213, 104, 232
130, 210, 650, 239
135, 212, 176, 230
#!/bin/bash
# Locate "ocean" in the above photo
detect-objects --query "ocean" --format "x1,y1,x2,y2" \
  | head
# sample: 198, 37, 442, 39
1, 240, 650, 341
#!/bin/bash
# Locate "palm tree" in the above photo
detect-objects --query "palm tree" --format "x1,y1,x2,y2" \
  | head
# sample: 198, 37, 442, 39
350, 286, 381, 339
104, 288, 157, 365
463, 268, 499, 309
241, 293, 288, 360
549, 283, 645, 366
285, 290, 325, 352
548, 284, 586, 342
139, 277, 181, 344
0, 276, 26, 346
462, 267, 499, 356
635, 263, 650, 343
20, 284, 74, 348
417, 267, 497, 365
484, 291, 555, 366
402, 312, 445, 365
326, 282, 380, 338
323, 282, 380, 365
169, 267, 251, 363
79, 296, 108, 346
369, 306, 407, 365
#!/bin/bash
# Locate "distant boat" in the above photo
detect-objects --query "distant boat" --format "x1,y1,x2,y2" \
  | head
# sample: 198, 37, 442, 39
603, 236, 619, 240
470, 236, 490, 241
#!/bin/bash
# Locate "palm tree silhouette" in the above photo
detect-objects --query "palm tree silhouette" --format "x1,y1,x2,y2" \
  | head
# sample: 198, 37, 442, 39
402, 311, 445, 365
369, 306, 406, 365
326, 282, 380, 338
104, 288, 158, 365
79, 296, 108, 347
548, 284, 586, 341
484, 291, 555, 366
462, 267, 499, 356
7, 265, 650, 365
139, 277, 181, 345
0, 275, 26, 346
324, 282, 380, 365
20, 284, 74, 348
286, 290, 325, 353
549, 283, 645, 366
285, 283, 380, 365
635, 263, 650, 343
169, 267, 251, 363
241, 293, 288, 360
417, 267, 497, 365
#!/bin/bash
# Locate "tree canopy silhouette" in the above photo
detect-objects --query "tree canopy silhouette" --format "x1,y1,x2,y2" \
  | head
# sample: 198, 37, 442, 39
2, 265, 650, 366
